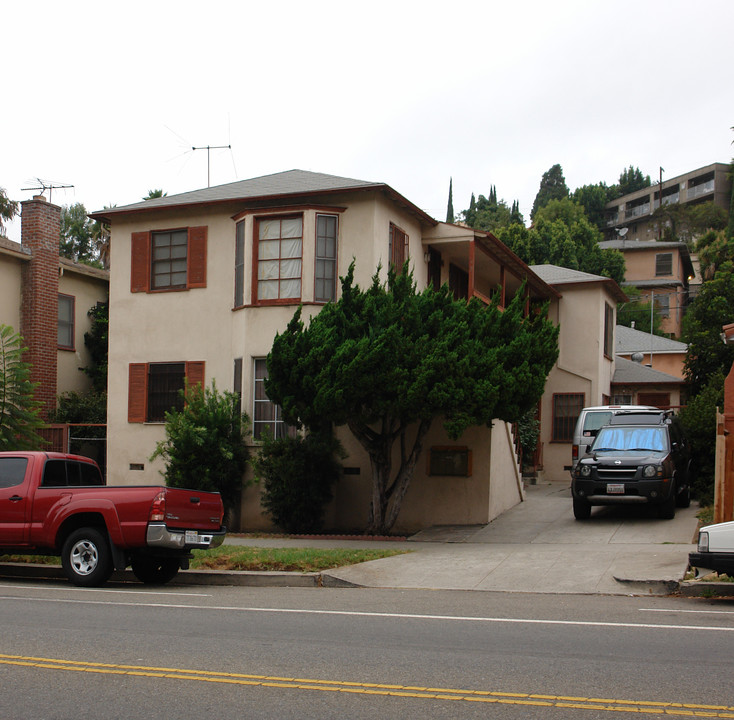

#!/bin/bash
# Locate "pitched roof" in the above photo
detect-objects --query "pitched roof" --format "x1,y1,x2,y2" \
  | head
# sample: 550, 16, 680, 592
612, 356, 682, 385
529, 264, 627, 302
90, 169, 437, 226
615, 324, 687, 355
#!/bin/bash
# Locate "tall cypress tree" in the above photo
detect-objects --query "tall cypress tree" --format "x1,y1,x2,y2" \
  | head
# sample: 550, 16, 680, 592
446, 178, 455, 223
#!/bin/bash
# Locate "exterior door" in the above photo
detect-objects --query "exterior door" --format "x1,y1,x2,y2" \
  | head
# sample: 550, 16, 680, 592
0, 456, 31, 545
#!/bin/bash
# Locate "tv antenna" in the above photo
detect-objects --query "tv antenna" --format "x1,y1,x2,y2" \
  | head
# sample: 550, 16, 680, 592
191, 143, 232, 187
21, 178, 74, 204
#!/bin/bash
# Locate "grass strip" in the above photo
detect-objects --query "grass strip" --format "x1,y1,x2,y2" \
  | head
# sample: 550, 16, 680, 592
0, 546, 407, 574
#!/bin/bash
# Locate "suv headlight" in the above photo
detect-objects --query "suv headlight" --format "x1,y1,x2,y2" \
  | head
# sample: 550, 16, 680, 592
642, 464, 661, 478
579, 464, 592, 477
697, 531, 709, 553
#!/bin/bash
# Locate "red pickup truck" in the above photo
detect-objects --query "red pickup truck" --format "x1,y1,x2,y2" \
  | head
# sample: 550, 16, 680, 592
0, 451, 226, 587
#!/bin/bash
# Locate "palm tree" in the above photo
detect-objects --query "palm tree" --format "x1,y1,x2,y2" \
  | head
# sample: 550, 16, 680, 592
0, 188, 19, 235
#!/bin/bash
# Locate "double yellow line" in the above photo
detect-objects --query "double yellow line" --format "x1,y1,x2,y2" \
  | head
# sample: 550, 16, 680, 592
1, 653, 732, 717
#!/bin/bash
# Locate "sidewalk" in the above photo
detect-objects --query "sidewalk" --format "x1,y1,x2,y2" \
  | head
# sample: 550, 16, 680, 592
218, 482, 705, 596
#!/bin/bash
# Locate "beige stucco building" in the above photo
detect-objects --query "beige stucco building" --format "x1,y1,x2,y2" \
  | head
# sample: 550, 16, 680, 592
93, 170, 570, 533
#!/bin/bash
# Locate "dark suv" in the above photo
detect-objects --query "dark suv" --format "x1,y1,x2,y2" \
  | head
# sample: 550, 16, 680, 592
571, 410, 691, 520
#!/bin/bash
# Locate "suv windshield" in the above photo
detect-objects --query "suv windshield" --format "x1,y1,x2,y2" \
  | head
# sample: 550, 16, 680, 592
592, 426, 668, 453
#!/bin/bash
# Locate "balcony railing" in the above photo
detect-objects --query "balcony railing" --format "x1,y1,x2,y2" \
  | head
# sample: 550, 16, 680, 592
687, 179, 715, 200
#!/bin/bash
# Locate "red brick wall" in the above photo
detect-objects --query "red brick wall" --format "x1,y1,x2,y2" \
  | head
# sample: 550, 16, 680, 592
20, 195, 61, 419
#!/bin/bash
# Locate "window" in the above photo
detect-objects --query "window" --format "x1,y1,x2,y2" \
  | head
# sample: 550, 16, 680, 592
127, 361, 205, 423
315, 214, 338, 302
389, 223, 408, 269
234, 221, 245, 307
603, 303, 614, 358
655, 293, 670, 318
0, 457, 28, 489
552, 393, 584, 443
233, 357, 243, 416
58, 294, 75, 349
255, 215, 302, 302
147, 363, 186, 422
253, 358, 291, 440
130, 226, 207, 293
152, 230, 188, 289
655, 252, 673, 276
612, 394, 633, 405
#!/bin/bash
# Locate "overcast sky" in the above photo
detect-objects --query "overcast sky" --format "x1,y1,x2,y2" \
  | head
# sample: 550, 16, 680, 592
2, 0, 732, 243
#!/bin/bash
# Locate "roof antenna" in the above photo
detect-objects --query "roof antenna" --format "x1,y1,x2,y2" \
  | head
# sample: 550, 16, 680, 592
191, 143, 232, 187
21, 178, 74, 204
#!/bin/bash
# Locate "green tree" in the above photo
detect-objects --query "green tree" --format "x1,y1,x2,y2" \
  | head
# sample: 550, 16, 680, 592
60, 203, 102, 266
697, 228, 733, 279
652, 200, 727, 246
498, 197, 625, 284
616, 287, 664, 335
681, 263, 734, 396
446, 178, 454, 223
144, 189, 167, 200
679, 371, 724, 504
530, 164, 569, 220
150, 381, 251, 519
572, 182, 614, 231
254, 430, 344, 533
617, 165, 651, 196
81, 303, 108, 393
0, 188, 19, 235
265, 263, 559, 534
0, 325, 46, 450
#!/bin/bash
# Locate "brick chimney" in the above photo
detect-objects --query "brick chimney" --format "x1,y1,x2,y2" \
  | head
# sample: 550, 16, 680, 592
20, 195, 61, 419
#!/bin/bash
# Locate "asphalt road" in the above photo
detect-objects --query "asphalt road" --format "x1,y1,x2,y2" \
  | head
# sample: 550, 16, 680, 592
1, 579, 732, 719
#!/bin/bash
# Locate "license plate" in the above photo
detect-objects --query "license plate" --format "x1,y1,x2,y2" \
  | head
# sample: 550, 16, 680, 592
607, 483, 625, 495
185, 530, 200, 544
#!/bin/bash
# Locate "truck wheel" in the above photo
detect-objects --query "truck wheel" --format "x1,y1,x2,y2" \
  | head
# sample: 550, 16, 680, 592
131, 556, 180, 585
573, 497, 592, 520
61, 527, 114, 587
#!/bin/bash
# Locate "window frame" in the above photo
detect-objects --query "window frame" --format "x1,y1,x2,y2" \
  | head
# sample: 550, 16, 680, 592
131, 227, 207, 293
151, 229, 188, 291
252, 214, 304, 305
57, 293, 75, 350
314, 213, 338, 303
127, 361, 205, 423
552, 393, 585, 443
603, 303, 614, 359
655, 252, 673, 277
389, 222, 408, 269
252, 357, 291, 440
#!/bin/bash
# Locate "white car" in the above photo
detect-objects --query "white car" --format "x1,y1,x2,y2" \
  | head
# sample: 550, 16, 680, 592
689, 521, 734, 576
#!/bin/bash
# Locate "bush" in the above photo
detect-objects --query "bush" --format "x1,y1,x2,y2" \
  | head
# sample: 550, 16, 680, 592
50, 391, 107, 424
255, 430, 343, 534
151, 381, 250, 519
679, 371, 724, 504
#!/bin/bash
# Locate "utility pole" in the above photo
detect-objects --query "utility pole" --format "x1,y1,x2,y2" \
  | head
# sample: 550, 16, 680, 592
657, 167, 664, 241
192, 144, 231, 188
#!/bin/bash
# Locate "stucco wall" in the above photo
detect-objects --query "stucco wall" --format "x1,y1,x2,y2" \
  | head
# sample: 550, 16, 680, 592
0, 252, 23, 330
57, 269, 108, 395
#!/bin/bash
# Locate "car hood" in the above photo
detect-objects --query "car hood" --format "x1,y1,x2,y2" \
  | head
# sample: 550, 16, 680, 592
587, 450, 666, 466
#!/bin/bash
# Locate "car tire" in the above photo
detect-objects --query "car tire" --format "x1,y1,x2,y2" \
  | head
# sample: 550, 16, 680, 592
658, 493, 676, 520
676, 484, 691, 508
131, 555, 181, 585
61, 527, 114, 587
573, 497, 592, 520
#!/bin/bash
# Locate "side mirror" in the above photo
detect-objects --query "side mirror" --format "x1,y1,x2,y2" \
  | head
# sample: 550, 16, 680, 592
586, 444, 593, 453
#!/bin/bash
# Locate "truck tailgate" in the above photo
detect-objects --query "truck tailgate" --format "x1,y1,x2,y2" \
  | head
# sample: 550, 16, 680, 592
162, 488, 224, 530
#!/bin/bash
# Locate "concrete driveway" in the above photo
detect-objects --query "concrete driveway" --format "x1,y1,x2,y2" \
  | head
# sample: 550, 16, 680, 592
320, 481, 701, 595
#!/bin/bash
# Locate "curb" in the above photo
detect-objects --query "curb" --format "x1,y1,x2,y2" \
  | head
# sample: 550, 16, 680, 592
677, 580, 734, 598
0, 563, 362, 589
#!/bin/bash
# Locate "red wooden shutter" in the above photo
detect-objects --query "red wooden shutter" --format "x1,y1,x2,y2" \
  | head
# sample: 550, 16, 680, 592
187, 226, 207, 288
128, 363, 148, 423
130, 232, 151, 293
185, 361, 206, 392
